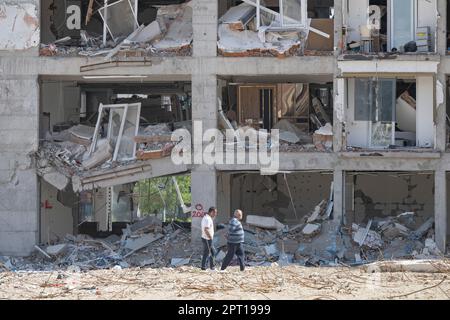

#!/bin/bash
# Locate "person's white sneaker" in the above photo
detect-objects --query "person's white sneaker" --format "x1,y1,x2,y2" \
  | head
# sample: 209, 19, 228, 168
208, 268, 218, 272
219, 269, 227, 273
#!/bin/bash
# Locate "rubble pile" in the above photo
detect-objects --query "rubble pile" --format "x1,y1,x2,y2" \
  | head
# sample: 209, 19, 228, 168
40, 1, 193, 58
36, 110, 183, 192
343, 213, 442, 263
217, 2, 305, 58
0, 217, 197, 273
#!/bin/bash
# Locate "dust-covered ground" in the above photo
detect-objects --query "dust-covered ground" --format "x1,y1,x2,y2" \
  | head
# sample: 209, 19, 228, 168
1, 263, 449, 300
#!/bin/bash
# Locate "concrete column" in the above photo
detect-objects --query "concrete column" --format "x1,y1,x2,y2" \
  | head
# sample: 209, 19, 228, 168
436, 0, 447, 152
437, 0, 447, 56
333, 169, 344, 225
193, 0, 218, 57
191, 72, 218, 242
333, 0, 344, 152
191, 168, 217, 243
435, 170, 447, 253
216, 172, 231, 224
0, 76, 39, 256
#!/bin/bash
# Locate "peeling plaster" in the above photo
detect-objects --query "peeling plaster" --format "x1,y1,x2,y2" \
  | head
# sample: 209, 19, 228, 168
0, 3, 39, 50
436, 80, 444, 107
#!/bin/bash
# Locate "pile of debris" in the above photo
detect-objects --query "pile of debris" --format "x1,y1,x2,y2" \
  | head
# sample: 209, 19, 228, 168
212, 191, 336, 267
276, 120, 333, 153
218, 1, 330, 58
36, 103, 182, 192
0, 217, 198, 273
40, 1, 193, 58
344, 213, 441, 263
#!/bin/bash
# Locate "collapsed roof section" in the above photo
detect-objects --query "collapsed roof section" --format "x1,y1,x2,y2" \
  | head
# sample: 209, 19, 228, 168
40, 0, 193, 58
217, 0, 334, 57
36, 104, 190, 193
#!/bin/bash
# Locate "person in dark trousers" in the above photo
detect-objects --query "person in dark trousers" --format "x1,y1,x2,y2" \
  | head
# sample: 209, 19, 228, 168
201, 207, 217, 271
221, 209, 245, 272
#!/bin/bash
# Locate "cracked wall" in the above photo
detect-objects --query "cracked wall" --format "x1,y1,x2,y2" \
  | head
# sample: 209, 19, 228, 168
347, 172, 434, 227
0, 77, 39, 256
0, 3, 39, 50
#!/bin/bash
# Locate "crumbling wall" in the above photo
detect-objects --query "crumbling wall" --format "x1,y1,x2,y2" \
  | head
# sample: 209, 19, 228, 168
231, 172, 333, 224
0, 2, 40, 50
0, 77, 39, 256
40, 180, 73, 244
348, 173, 434, 226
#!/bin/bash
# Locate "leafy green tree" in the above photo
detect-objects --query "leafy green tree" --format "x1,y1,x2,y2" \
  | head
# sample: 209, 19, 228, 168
134, 175, 191, 221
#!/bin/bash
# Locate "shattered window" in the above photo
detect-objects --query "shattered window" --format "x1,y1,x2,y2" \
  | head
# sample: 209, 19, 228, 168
354, 78, 396, 122
257, 0, 307, 29
282, 0, 305, 27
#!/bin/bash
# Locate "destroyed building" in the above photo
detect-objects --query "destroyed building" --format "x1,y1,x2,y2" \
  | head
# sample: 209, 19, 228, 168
1, 0, 450, 271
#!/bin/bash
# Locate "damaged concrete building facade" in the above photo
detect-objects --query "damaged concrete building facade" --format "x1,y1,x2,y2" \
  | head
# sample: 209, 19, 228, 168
1, 0, 450, 267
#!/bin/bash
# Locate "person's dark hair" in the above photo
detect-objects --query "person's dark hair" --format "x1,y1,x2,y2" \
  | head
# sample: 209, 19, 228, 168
208, 207, 217, 214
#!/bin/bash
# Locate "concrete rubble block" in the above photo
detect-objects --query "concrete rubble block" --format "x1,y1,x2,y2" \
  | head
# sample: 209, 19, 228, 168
103, 234, 121, 245
246, 215, 285, 231
307, 200, 326, 223
413, 217, 434, 239
45, 244, 68, 257
129, 21, 162, 43
130, 216, 163, 233
83, 140, 113, 170
364, 260, 450, 274
171, 257, 190, 267
380, 222, 410, 241
276, 239, 299, 254
34, 245, 52, 260
138, 258, 156, 267
215, 250, 226, 262
302, 223, 321, 236
382, 239, 413, 260
213, 229, 227, 248
42, 169, 70, 191
263, 244, 279, 256
243, 244, 262, 254
124, 233, 164, 252
352, 223, 383, 249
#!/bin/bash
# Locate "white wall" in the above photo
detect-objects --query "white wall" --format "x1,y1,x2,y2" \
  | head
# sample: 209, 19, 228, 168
41, 81, 80, 132
345, 0, 369, 43
40, 181, 73, 244
417, 0, 437, 50
345, 78, 370, 148
416, 76, 435, 148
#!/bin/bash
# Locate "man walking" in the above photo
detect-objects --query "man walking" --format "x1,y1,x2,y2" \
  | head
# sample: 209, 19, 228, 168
201, 207, 217, 271
221, 209, 245, 272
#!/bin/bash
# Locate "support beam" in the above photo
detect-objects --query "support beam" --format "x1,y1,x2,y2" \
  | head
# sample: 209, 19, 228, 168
333, 169, 344, 225
435, 170, 447, 253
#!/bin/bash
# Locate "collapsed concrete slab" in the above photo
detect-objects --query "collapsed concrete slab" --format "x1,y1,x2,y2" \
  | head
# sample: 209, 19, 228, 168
246, 215, 286, 231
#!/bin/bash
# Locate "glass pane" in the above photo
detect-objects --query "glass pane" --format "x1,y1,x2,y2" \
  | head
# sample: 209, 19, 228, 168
371, 122, 393, 147
377, 79, 396, 122
392, 0, 414, 49
354, 78, 373, 121
282, 0, 304, 26
117, 104, 140, 161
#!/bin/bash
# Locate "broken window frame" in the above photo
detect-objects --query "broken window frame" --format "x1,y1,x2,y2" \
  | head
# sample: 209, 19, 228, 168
97, 0, 139, 44
243, 0, 308, 31
354, 77, 396, 148
89, 103, 142, 162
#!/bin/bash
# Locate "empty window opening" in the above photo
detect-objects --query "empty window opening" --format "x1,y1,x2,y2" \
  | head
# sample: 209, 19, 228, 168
344, 0, 436, 54
346, 77, 435, 150
219, 77, 334, 152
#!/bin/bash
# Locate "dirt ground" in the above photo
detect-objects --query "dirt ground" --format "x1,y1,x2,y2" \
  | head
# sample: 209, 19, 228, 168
1, 263, 449, 300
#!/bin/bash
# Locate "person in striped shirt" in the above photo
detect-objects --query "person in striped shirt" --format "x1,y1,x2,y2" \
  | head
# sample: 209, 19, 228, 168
220, 209, 245, 272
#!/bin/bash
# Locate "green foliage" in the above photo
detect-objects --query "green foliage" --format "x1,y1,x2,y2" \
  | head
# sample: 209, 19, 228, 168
134, 175, 191, 219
